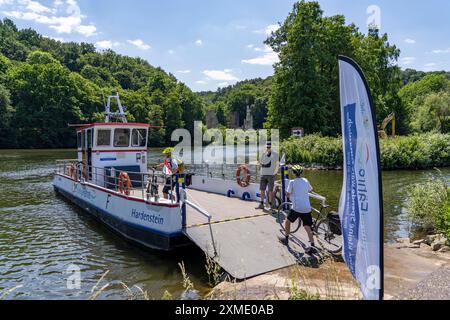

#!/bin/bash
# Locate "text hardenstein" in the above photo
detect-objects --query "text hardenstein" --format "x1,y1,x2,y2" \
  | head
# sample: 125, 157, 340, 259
131, 209, 164, 225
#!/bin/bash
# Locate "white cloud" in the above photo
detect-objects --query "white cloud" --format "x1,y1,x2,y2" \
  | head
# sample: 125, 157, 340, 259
195, 39, 203, 46
26, 0, 53, 13
404, 38, 416, 44
424, 63, 437, 67
1, 0, 97, 37
76, 24, 96, 37
399, 56, 416, 66
242, 46, 279, 66
254, 24, 280, 36
203, 69, 239, 81
177, 70, 191, 74
196, 80, 207, 85
127, 39, 151, 50
95, 40, 120, 50
218, 82, 229, 88
432, 48, 450, 54
168, 49, 175, 55
247, 44, 254, 48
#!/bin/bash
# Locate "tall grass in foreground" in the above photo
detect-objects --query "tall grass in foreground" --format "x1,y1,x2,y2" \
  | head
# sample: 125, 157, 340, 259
407, 172, 450, 240
281, 133, 450, 169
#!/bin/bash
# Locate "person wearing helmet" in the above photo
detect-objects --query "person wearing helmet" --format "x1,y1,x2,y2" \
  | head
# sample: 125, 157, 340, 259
157, 147, 179, 200
279, 165, 315, 254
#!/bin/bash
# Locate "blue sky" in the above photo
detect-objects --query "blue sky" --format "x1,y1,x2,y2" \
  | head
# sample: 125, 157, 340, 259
1, 0, 449, 91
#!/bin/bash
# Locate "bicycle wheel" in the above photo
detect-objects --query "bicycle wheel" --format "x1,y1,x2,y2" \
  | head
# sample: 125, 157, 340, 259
277, 203, 301, 234
314, 218, 343, 255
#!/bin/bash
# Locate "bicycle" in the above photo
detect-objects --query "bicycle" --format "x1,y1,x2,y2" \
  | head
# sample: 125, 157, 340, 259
276, 201, 343, 255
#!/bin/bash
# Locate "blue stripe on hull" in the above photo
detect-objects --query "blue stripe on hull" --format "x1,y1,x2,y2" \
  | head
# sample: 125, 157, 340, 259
54, 186, 190, 251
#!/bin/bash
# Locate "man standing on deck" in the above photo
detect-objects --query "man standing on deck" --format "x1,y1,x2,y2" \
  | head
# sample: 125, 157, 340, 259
279, 165, 315, 254
157, 147, 179, 200
256, 142, 279, 210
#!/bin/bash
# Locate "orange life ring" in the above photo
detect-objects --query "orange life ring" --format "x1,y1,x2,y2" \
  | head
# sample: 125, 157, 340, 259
236, 165, 251, 188
65, 164, 76, 180
69, 164, 76, 180
118, 172, 132, 196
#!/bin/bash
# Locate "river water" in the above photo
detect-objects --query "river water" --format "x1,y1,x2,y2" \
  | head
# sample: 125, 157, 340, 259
0, 149, 448, 300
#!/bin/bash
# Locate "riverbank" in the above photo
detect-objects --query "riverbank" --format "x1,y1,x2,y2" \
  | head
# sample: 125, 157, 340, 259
281, 133, 450, 170
207, 242, 450, 300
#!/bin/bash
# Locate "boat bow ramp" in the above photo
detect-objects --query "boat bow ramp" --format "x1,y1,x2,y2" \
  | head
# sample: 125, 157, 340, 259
183, 189, 318, 280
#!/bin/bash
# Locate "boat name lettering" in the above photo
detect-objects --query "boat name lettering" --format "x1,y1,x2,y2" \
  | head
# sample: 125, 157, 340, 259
131, 209, 164, 225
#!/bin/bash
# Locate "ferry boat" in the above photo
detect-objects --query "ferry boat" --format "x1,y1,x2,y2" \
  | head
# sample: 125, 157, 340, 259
53, 92, 190, 250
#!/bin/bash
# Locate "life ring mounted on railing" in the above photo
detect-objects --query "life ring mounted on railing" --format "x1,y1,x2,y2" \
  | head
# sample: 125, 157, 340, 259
65, 163, 77, 180
236, 165, 251, 188
118, 171, 132, 196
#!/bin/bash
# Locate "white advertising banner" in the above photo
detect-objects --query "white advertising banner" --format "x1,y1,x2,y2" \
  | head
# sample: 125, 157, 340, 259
338, 56, 384, 300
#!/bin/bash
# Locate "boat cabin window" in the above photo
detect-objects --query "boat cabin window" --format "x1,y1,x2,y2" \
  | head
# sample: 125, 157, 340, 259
131, 129, 147, 147
77, 132, 82, 149
97, 129, 111, 147
113, 128, 130, 147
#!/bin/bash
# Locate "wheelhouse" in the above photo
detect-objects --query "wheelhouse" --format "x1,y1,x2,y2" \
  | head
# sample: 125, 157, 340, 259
75, 122, 149, 187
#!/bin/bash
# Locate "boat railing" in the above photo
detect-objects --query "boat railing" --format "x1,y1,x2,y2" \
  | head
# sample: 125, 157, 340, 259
186, 163, 262, 183
55, 160, 180, 204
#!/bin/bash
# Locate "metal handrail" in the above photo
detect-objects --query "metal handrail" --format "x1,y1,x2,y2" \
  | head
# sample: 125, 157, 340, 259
55, 160, 179, 203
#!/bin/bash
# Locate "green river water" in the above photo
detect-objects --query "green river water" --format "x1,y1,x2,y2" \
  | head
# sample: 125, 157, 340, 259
0, 149, 448, 299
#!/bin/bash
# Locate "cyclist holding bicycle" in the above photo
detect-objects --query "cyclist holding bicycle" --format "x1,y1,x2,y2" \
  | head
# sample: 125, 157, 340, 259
279, 165, 315, 254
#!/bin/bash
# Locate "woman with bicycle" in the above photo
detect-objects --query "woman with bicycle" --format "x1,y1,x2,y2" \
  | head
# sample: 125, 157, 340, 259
278, 165, 315, 254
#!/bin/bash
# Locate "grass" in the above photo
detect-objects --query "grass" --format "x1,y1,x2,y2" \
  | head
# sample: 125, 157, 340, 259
407, 171, 450, 240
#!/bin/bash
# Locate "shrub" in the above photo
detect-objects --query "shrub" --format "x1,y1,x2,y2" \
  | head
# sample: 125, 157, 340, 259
281, 133, 450, 170
406, 174, 449, 239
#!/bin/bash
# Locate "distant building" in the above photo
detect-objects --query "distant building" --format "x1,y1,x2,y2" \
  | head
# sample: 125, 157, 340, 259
243, 106, 254, 130
292, 127, 304, 138
228, 111, 240, 129
205, 110, 219, 129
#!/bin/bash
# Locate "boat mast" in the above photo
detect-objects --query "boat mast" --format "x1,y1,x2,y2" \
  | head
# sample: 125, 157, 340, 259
105, 91, 128, 123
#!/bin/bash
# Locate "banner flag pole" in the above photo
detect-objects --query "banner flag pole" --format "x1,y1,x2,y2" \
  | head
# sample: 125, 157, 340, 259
338, 55, 384, 300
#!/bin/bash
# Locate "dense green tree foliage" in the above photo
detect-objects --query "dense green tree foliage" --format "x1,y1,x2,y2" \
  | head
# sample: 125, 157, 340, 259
0, 4, 448, 150
264, 1, 402, 138
199, 77, 272, 129
399, 74, 450, 133
0, 18, 204, 148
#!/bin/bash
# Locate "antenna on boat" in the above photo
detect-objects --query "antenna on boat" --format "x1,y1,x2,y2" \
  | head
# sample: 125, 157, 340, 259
105, 91, 128, 123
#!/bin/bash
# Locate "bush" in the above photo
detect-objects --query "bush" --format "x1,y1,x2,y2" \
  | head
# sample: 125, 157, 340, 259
281, 133, 450, 170
406, 174, 449, 239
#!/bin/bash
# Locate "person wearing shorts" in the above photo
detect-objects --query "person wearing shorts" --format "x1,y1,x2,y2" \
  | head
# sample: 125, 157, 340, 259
256, 142, 279, 210
279, 165, 315, 254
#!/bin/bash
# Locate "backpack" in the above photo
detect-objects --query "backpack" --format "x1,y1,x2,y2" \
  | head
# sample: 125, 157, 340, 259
177, 159, 185, 174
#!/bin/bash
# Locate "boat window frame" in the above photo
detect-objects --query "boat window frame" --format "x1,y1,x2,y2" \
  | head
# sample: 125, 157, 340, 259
87, 129, 93, 149
77, 132, 82, 149
113, 128, 131, 148
131, 128, 148, 148
96, 129, 112, 147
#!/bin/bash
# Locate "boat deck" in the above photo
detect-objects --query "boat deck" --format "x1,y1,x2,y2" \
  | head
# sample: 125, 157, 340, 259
184, 189, 323, 280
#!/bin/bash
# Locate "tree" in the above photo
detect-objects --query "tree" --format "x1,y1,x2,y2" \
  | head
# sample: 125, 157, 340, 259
265, 1, 356, 137
400, 74, 450, 133
0, 84, 15, 147
27, 51, 59, 65
411, 92, 450, 133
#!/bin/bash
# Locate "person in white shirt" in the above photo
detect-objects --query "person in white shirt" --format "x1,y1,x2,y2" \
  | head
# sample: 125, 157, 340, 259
279, 165, 315, 253
256, 142, 279, 210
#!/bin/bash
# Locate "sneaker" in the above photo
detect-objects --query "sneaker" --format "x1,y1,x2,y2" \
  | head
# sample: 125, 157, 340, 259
256, 203, 265, 210
278, 236, 289, 246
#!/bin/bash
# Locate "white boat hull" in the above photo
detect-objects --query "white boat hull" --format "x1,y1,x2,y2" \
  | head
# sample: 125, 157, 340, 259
53, 173, 189, 250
